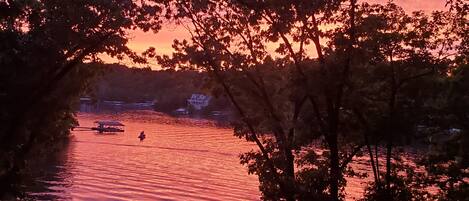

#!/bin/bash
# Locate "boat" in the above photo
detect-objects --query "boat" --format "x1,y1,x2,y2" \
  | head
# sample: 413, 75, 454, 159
210, 111, 223, 116
173, 108, 189, 115
92, 120, 125, 133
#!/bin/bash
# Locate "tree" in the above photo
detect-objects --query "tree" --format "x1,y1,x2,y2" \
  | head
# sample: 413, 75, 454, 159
351, 1, 468, 200
158, 0, 367, 200
0, 0, 166, 197
416, 1, 468, 200
158, 0, 467, 200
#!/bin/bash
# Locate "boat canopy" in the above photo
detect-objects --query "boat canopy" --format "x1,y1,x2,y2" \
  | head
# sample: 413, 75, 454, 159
175, 108, 187, 112
94, 121, 124, 126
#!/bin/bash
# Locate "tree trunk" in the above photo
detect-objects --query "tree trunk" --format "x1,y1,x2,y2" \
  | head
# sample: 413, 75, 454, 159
385, 52, 397, 197
375, 144, 380, 182
385, 139, 392, 190
329, 133, 340, 201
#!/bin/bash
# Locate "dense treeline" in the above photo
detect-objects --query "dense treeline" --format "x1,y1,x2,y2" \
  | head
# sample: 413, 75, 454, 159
91, 63, 205, 110
158, 0, 468, 200
84, 63, 231, 113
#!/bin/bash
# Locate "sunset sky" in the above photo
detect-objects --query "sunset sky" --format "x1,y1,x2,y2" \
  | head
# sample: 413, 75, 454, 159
105, 0, 448, 69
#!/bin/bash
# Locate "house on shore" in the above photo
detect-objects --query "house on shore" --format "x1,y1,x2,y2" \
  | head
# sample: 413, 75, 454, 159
187, 94, 211, 110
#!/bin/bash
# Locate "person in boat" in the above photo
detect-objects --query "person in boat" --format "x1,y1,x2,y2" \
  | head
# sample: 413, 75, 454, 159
138, 131, 146, 141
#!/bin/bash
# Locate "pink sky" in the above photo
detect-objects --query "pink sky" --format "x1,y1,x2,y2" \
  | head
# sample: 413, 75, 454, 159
103, 0, 448, 69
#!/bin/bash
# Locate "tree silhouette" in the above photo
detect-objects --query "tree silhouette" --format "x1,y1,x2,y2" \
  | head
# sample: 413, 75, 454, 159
0, 0, 167, 197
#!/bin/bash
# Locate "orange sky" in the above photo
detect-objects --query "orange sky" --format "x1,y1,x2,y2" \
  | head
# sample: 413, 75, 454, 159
103, 0, 447, 69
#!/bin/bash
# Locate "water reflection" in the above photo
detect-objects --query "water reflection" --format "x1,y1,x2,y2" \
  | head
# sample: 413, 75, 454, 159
24, 111, 260, 201
23, 111, 383, 200
24, 141, 75, 200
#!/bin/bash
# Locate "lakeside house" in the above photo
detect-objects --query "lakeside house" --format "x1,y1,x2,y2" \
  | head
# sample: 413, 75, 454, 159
187, 94, 211, 110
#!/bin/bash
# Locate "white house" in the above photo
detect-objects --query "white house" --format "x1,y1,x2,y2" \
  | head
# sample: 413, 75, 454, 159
187, 94, 211, 110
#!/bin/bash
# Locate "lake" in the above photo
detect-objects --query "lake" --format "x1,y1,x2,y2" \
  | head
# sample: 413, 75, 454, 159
24, 111, 372, 200
25, 111, 260, 200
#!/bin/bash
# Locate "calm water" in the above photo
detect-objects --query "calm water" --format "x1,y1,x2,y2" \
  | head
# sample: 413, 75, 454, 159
25, 111, 260, 200
25, 111, 372, 200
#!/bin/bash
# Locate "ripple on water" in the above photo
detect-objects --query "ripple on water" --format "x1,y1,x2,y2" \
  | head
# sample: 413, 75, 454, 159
26, 111, 260, 201
25, 111, 383, 200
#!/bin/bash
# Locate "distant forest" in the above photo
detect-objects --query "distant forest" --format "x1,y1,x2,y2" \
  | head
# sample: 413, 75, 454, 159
85, 63, 230, 112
